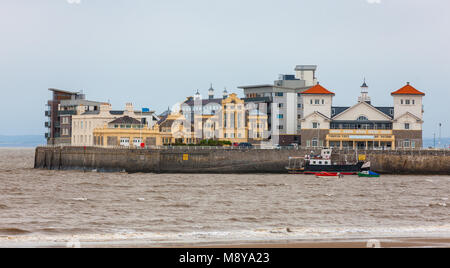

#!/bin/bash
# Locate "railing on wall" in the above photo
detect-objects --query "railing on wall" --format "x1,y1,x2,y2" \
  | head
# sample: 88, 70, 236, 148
37, 144, 450, 153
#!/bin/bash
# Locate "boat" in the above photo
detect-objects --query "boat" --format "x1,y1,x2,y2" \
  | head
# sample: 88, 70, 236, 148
358, 171, 380, 178
315, 172, 344, 179
286, 148, 371, 175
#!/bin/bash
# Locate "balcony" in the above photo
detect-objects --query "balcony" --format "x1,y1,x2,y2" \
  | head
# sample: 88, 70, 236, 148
58, 110, 77, 116
327, 129, 394, 142
329, 129, 393, 135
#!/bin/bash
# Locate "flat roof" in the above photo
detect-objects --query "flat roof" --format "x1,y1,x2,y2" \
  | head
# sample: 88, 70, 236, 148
48, 88, 80, 95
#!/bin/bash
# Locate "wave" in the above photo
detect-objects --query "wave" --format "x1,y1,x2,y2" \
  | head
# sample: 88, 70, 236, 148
71, 198, 88, 201
163, 203, 192, 208
427, 202, 447, 208
0, 228, 31, 235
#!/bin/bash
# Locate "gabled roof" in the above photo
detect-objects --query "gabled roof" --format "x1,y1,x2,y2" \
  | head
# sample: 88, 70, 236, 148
394, 112, 423, 122
301, 111, 332, 121
109, 116, 141, 125
301, 84, 335, 95
332, 101, 393, 121
391, 83, 425, 96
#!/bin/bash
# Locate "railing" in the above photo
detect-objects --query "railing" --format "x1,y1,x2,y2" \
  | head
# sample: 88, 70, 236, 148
57, 110, 77, 116
329, 129, 393, 135
36, 144, 450, 153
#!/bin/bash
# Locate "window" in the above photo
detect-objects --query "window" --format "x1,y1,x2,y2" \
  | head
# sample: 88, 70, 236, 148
277, 114, 284, 119
322, 99, 325, 104
275, 92, 284, 97
297, 114, 302, 119
312, 138, 318, 147
298, 104, 302, 108
312, 122, 319, 129
405, 123, 410, 130
278, 103, 283, 108
357, 116, 369, 121
412, 100, 415, 105
314, 99, 320, 105
278, 125, 284, 130
403, 140, 410, 148
297, 93, 302, 97
401, 99, 404, 105
405, 100, 411, 105
310, 99, 313, 105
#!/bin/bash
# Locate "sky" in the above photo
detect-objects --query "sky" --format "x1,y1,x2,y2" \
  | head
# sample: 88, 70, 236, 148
0, 0, 449, 138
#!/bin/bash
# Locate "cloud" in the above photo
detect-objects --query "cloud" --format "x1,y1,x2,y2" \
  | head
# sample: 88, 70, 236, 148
67, 0, 81, 4
367, 0, 382, 4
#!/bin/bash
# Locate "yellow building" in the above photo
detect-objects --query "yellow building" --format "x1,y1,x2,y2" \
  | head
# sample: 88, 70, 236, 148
93, 93, 270, 147
93, 116, 162, 147
220, 93, 248, 143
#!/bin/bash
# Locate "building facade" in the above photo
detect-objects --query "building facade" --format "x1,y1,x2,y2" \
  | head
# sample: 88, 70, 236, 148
72, 103, 158, 146
300, 82, 425, 149
239, 65, 318, 145
45, 88, 104, 145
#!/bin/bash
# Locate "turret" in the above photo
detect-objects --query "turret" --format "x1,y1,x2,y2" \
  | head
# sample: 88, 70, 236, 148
358, 78, 371, 104
208, 84, 214, 99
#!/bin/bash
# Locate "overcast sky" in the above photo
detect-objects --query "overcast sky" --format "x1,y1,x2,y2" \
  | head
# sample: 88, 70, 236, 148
0, 0, 448, 137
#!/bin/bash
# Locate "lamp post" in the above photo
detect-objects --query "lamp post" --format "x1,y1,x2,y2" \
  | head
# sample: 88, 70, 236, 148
434, 133, 436, 149
317, 122, 320, 148
439, 123, 442, 148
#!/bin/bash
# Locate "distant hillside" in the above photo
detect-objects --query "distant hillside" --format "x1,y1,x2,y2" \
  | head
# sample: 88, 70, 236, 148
0, 135, 46, 148
423, 137, 450, 149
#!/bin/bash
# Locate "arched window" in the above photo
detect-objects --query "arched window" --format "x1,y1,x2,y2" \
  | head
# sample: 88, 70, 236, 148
357, 115, 369, 121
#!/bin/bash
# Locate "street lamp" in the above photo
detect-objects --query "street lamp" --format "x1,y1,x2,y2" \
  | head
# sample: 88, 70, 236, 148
439, 123, 442, 148
317, 122, 320, 148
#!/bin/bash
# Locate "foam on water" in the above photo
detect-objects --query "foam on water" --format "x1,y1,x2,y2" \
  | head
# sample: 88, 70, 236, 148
1, 225, 450, 247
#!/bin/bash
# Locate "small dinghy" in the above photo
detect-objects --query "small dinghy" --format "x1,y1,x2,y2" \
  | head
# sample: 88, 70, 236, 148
358, 171, 380, 178
315, 172, 344, 179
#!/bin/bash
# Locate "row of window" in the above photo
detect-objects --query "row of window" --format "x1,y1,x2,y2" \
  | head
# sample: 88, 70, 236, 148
113, 124, 143, 129
73, 135, 92, 144
310, 99, 325, 105
401, 99, 416, 105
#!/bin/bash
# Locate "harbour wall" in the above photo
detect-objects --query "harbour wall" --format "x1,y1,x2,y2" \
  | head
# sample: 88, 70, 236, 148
34, 146, 450, 175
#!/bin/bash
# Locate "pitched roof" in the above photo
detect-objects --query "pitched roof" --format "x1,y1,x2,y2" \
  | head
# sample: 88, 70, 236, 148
331, 101, 393, 121
391, 83, 425, 96
301, 84, 335, 95
109, 116, 141, 125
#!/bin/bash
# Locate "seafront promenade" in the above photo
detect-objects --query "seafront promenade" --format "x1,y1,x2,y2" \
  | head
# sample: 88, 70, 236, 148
34, 146, 450, 175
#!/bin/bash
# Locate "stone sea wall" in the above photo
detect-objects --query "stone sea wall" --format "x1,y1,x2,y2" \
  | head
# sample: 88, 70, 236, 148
34, 146, 450, 175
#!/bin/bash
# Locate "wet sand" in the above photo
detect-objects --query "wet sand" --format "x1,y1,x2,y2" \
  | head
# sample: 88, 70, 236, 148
61, 237, 450, 248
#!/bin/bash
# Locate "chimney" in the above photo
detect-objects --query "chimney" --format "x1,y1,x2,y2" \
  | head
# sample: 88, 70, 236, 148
99, 103, 112, 115
124, 103, 134, 116
76, 105, 85, 115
